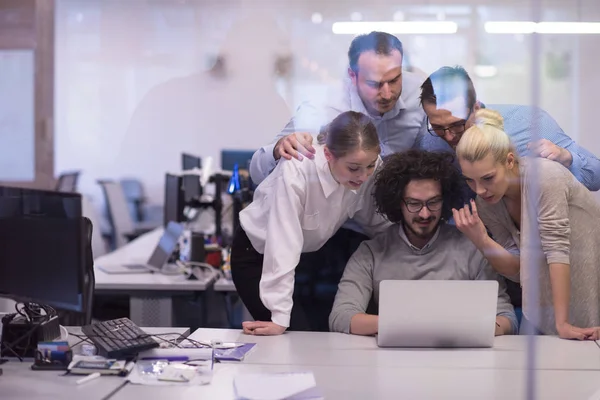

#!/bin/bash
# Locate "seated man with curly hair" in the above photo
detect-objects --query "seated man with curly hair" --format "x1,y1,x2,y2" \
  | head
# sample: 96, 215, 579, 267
329, 150, 517, 336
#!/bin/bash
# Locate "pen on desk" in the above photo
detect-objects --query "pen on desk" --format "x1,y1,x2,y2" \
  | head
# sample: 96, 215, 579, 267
140, 356, 189, 362
76, 372, 101, 385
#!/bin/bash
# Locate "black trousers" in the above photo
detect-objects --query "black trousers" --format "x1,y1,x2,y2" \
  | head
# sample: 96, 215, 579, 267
230, 226, 368, 332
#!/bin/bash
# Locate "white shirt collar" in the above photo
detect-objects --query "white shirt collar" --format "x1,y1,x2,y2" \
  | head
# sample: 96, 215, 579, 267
315, 150, 342, 198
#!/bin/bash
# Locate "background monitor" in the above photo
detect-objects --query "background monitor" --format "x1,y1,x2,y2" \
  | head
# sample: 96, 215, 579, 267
147, 221, 184, 269
221, 149, 255, 172
182, 174, 202, 203
182, 153, 202, 171
163, 173, 185, 226
0, 187, 85, 312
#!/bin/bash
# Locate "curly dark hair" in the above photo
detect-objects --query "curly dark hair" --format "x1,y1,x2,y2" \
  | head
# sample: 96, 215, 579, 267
373, 150, 465, 224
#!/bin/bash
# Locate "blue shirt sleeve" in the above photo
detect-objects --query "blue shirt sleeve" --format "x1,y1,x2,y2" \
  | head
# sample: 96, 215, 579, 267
497, 104, 600, 191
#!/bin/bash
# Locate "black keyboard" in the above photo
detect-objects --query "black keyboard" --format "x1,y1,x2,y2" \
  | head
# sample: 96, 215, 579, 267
81, 317, 159, 359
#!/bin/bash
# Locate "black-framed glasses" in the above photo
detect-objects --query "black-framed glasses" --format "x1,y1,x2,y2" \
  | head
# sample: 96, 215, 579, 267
403, 197, 443, 213
427, 109, 472, 138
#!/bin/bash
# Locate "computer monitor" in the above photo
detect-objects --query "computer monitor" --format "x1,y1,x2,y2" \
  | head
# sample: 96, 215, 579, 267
221, 149, 256, 172
163, 173, 185, 226
182, 174, 202, 203
182, 153, 202, 171
0, 186, 86, 312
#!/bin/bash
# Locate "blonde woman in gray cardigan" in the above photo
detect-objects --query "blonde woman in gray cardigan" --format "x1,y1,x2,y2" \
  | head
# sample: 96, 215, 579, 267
452, 108, 600, 339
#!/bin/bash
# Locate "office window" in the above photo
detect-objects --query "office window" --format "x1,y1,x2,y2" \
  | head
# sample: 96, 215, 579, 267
0, 50, 35, 181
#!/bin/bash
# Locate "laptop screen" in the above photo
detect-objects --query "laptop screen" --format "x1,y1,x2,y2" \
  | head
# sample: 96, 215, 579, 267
147, 222, 184, 268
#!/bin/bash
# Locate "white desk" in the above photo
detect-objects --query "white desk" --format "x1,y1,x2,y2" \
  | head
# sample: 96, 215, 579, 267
188, 329, 600, 372
111, 365, 600, 400
2, 327, 190, 400
5, 327, 600, 400
94, 228, 216, 327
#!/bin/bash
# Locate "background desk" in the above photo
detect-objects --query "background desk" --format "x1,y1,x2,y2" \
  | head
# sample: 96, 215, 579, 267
94, 228, 217, 327
214, 277, 236, 292
2, 326, 189, 400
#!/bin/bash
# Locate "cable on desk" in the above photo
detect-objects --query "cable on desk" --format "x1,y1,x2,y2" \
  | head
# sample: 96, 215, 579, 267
1, 302, 58, 361
68, 332, 95, 347
148, 333, 211, 349
100, 380, 129, 400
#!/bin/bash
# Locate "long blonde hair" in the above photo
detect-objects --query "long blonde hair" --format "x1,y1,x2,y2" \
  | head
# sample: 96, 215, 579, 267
456, 108, 517, 164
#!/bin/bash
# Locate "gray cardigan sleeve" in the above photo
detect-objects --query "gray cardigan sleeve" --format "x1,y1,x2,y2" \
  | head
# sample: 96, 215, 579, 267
524, 159, 572, 265
329, 242, 375, 333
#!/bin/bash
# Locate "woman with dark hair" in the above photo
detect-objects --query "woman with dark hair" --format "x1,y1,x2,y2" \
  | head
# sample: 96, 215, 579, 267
231, 111, 392, 336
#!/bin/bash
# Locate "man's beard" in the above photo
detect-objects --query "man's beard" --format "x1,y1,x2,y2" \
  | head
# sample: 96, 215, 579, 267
406, 217, 440, 239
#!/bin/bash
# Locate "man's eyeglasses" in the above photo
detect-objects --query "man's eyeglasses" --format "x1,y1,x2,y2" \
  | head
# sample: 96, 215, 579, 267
426, 109, 472, 138
403, 198, 443, 213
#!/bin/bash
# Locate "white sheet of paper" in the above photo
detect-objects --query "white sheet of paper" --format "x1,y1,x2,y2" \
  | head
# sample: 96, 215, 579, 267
233, 372, 319, 400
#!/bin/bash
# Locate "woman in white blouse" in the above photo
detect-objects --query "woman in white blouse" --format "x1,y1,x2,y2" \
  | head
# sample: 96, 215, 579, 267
230, 111, 391, 336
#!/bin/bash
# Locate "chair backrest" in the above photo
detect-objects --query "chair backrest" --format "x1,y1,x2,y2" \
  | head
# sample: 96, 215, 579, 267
81, 195, 108, 258
56, 171, 81, 192
97, 180, 135, 248
120, 178, 146, 222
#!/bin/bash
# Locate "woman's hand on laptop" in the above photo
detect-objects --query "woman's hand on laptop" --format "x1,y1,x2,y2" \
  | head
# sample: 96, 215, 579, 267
242, 321, 287, 336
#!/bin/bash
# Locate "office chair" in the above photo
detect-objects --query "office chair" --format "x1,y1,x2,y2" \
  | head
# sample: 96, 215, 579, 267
120, 178, 164, 226
81, 195, 108, 258
55, 171, 81, 192
120, 178, 146, 222
97, 180, 155, 249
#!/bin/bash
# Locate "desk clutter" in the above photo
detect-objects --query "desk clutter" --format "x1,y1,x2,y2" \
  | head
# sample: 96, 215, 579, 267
2, 318, 282, 398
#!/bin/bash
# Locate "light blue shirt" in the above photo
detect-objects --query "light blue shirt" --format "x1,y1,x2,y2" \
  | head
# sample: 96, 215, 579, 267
420, 104, 600, 191
249, 70, 428, 185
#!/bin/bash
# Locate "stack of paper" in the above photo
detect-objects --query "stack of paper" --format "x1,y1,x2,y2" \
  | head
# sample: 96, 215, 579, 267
233, 372, 323, 400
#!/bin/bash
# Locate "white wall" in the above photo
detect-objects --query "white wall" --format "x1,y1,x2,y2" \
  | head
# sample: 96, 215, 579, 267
55, 1, 293, 206
55, 0, 600, 208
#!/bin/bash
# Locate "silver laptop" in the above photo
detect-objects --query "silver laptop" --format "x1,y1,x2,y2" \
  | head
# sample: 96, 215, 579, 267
98, 221, 184, 274
377, 280, 498, 348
